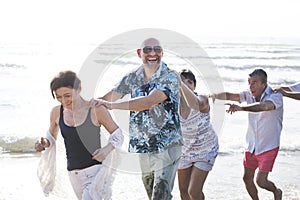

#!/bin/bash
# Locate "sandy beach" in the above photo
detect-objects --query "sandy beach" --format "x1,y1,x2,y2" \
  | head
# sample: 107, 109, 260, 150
1, 150, 299, 200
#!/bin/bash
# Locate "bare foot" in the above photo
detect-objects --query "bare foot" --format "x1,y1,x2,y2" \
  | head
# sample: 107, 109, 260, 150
274, 188, 282, 200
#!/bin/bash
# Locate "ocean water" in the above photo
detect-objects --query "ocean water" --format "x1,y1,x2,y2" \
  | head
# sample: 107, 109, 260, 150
0, 38, 300, 199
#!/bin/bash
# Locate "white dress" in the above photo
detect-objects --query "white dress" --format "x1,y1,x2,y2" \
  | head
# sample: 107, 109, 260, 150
179, 108, 219, 167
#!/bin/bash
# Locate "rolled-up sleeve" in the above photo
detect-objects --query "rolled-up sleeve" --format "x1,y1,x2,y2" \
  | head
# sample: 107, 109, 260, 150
266, 92, 283, 110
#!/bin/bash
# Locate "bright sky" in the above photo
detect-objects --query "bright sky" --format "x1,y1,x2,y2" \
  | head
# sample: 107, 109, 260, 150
0, 0, 300, 44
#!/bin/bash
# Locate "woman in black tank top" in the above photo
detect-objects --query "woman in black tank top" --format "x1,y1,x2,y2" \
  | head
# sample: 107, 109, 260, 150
35, 70, 123, 199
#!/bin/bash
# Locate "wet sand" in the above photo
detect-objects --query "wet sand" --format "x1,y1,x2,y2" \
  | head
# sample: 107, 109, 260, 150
1, 151, 299, 200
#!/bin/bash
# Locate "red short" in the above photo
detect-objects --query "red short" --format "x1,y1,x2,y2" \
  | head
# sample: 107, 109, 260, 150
243, 147, 279, 172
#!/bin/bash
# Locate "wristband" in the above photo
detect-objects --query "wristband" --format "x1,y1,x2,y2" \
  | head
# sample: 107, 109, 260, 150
45, 130, 55, 148
108, 128, 124, 149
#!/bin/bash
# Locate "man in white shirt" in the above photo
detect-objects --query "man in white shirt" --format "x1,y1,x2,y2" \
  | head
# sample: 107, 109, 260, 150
211, 69, 283, 200
274, 82, 300, 100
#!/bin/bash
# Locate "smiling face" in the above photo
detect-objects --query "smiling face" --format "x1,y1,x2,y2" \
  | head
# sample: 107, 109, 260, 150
248, 75, 267, 100
55, 87, 80, 110
137, 38, 163, 68
50, 71, 82, 110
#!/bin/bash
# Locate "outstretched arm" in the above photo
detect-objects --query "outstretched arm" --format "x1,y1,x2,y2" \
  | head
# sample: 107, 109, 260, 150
225, 101, 275, 114
101, 90, 123, 102
276, 88, 300, 100
273, 86, 292, 92
104, 89, 168, 111
210, 92, 241, 103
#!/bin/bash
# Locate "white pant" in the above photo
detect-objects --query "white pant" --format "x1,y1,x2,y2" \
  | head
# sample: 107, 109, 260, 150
68, 164, 101, 200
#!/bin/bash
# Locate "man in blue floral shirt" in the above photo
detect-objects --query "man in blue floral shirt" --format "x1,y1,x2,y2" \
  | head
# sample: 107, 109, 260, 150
100, 37, 183, 199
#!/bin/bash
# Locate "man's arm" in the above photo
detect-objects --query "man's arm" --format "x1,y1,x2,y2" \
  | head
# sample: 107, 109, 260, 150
101, 90, 123, 102
283, 92, 300, 100
106, 89, 168, 111
273, 86, 292, 92
210, 92, 241, 102
92, 90, 122, 107
277, 88, 300, 100
225, 101, 275, 114
281, 86, 292, 91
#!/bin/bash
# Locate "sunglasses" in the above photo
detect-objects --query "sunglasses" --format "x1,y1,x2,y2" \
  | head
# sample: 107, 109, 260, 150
142, 46, 163, 54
